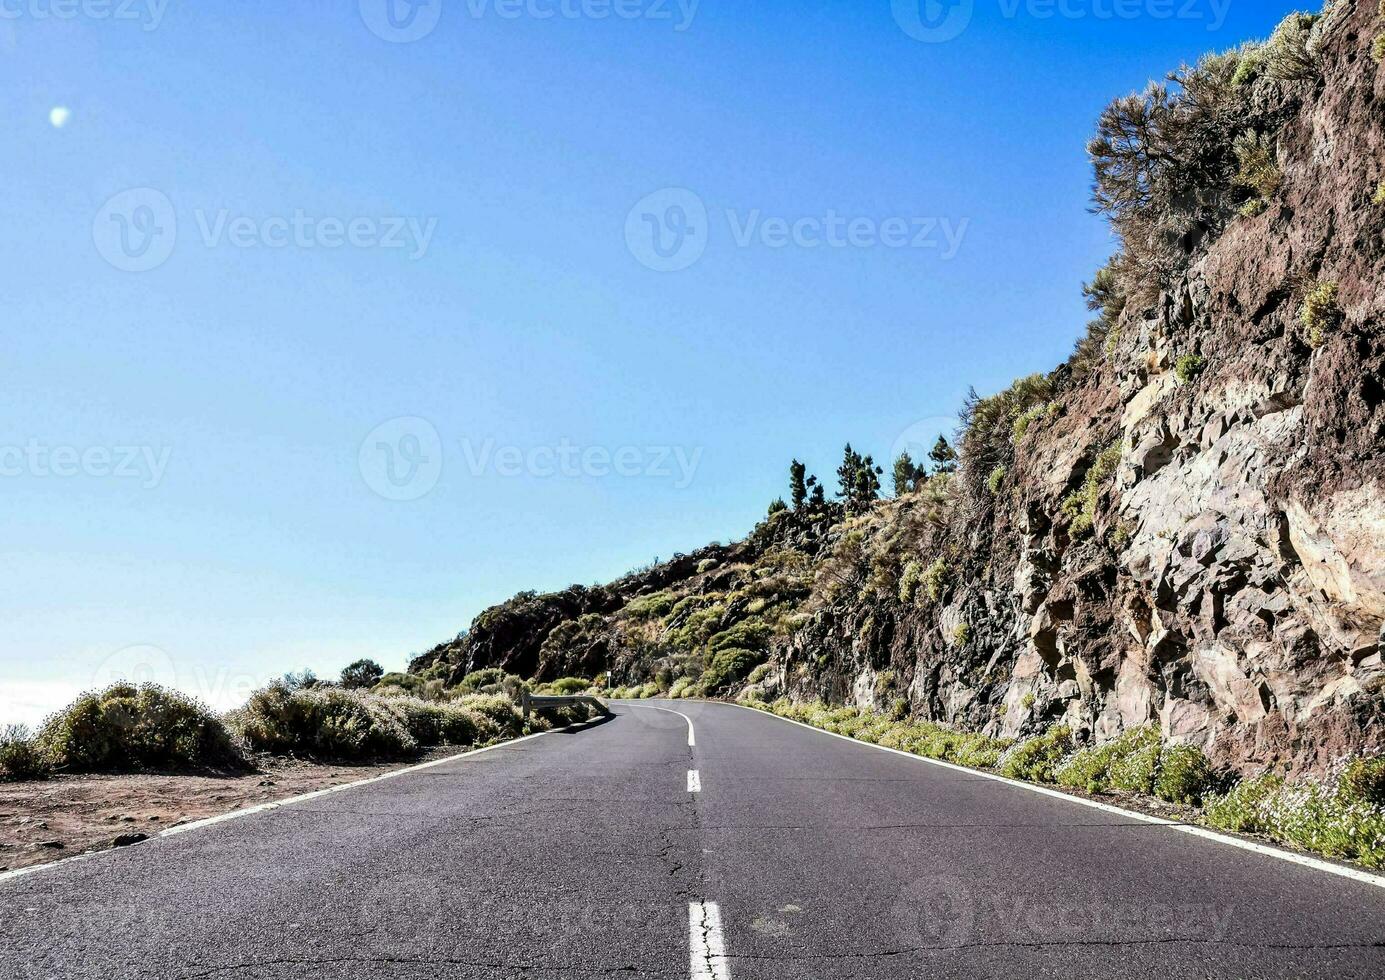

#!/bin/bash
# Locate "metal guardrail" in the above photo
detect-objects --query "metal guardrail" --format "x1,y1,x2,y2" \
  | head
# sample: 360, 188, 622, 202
520, 690, 610, 720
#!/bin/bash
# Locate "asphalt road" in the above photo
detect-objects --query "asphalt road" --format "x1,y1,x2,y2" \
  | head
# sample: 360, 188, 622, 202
3, 700, 1385, 979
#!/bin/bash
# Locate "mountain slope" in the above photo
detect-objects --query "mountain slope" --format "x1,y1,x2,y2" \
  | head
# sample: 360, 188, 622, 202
414, 0, 1385, 779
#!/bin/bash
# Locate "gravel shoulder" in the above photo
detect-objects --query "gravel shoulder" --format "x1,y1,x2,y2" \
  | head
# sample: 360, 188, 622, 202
0, 748, 460, 873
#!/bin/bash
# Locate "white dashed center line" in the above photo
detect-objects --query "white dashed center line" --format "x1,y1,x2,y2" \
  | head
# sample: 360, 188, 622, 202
687, 769, 702, 793
689, 901, 731, 980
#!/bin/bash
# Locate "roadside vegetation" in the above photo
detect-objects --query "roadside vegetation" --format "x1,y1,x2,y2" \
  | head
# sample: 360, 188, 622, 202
738, 697, 1385, 870
0, 663, 602, 781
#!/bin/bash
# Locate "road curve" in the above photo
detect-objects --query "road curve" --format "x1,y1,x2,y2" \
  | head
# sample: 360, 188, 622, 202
3, 701, 1384, 979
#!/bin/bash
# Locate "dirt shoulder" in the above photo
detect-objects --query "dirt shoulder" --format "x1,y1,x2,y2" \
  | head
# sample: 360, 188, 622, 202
0, 748, 461, 874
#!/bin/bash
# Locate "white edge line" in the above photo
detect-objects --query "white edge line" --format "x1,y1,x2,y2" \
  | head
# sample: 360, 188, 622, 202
728, 700, 1385, 891
0, 716, 602, 887
614, 699, 696, 746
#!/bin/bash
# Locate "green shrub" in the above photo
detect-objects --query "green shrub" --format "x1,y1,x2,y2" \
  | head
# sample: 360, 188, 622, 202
708, 620, 771, 653
1264, 11, 1320, 81
1056, 745, 1110, 793
40, 683, 242, 772
999, 726, 1073, 783
0, 725, 51, 781
394, 699, 486, 746
1373, 34, 1385, 64
1011, 403, 1048, 444
987, 465, 1006, 495
954, 735, 1011, 770
455, 693, 524, 738
1339, 758, 1385, 805
1202, 774, 1285, 833
1175, 354, 1206, 384
1267, 788, 1385, 866
1375, 181, 1385, 207
624, 591, 677, 620
921, 558, 949, 603
1239, 198, 1269, 218
1232, 130, 1282, 200
235, 685, 419, 759
898, 561, 922, 604
1155, 744, 1215, 804
456, 667, 507, 693
746, 663, 773, 686
952, 623, 971, 646
544, 677, 593, 696
1109, 742, 1159, 794
1231, 43, 1268, 87
1061, 441, 1122, 539
702, 647, 766, 693
1055, 727, 1161, 794
1301, 280, 1342, 348
668, 677, 696, 699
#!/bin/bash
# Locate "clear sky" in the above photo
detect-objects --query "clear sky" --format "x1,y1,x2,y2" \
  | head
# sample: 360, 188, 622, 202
2, 0, 1305, 725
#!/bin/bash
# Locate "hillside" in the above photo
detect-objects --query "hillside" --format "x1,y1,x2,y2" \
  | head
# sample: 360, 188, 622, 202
413, 0, 1385, 780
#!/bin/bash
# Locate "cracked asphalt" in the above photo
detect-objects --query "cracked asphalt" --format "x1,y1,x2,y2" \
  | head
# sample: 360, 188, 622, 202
3, 701, 1385, 979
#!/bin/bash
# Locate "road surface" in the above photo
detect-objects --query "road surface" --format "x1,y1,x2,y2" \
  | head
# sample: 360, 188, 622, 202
3, 700, 1384, 978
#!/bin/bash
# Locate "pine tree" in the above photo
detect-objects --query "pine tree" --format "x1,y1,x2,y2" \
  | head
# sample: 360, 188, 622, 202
892, 452, 925, 496
767, 497, 788, 517
808, 479, 826, 509
836, 444, 883, 513
929, 436, 958, 475
789, 460, 808, 510
836, 445, 863, 500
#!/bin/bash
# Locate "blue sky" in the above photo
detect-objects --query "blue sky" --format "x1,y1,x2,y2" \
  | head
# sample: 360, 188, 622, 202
1, 0, 1304, 724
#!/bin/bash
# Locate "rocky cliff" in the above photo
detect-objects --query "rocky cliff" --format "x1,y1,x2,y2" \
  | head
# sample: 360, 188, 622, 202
414, 0, 1384, 779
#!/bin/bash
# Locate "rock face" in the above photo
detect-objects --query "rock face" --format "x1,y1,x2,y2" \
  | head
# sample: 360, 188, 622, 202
416, 3, 1383, 779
